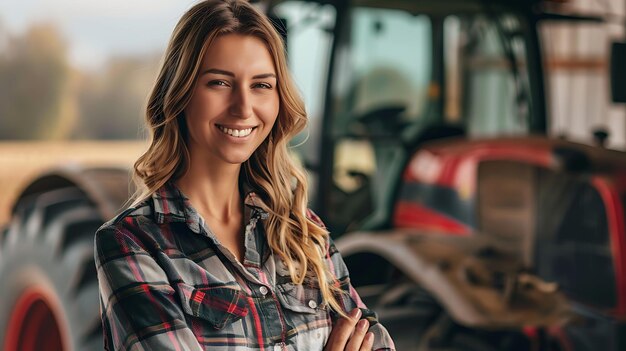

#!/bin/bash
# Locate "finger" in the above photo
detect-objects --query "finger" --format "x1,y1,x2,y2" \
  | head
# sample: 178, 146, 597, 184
329, 308, 360, 345
359, 332, 374, 351
325, 308, 361, 349
345, 318, 369, 351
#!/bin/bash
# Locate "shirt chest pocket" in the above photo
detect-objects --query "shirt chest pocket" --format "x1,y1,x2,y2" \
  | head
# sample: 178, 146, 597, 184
276, 282, 326, 315
178, 283, 249, 330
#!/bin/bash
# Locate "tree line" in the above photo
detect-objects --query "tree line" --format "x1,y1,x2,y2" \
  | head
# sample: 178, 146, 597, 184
0, 21, 161, 140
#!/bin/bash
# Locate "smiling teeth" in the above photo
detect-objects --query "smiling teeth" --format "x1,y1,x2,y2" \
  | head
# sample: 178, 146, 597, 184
219, 126, 253, 137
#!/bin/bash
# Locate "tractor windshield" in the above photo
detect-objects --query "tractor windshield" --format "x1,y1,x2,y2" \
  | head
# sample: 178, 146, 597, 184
331, 8, 532, 140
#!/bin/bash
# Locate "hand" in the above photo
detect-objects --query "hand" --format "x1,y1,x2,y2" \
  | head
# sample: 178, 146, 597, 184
324, 308, 374, 351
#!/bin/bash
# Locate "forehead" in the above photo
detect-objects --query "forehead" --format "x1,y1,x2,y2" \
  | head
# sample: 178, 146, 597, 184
200, 34, 276, 73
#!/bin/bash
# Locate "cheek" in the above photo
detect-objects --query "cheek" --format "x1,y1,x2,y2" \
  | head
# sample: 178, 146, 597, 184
184, 105, 212, 143
185, 99, 220, 132
257, 110, 279, 144
261, 112, 279, 140
260, 97, 280, 128
184, 97, 202, 126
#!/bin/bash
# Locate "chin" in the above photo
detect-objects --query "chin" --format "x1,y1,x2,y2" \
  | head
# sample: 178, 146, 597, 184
221, 153, 254, 165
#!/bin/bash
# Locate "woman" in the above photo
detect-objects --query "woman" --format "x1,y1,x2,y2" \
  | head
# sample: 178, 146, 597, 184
94, 0, 395, 350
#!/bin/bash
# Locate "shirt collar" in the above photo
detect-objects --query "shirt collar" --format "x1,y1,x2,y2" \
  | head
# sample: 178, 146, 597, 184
151, 181, 269, 235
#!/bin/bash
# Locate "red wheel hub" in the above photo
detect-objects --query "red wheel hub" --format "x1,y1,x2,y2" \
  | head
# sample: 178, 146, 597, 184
5, 286, 65, 351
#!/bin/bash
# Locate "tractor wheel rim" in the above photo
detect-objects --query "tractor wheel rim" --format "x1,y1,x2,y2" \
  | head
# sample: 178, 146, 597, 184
4, 286, 66, 351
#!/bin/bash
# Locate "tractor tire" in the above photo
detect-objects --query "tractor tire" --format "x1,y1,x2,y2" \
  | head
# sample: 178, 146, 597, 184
0, 187, 104, 351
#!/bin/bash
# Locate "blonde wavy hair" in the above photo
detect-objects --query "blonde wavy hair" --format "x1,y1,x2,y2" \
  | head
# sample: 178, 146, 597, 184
132, 0, 346, 316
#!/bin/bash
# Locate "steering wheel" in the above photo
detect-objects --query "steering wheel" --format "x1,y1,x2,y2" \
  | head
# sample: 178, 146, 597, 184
351, 104, 408, 138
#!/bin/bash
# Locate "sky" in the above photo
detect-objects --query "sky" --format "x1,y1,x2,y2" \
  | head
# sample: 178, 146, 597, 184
0, 0, 198, 70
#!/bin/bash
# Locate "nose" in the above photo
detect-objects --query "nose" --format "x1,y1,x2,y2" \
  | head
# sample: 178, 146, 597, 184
229, 86, 253, 119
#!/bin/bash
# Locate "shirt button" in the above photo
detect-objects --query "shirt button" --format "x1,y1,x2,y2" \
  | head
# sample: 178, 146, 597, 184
259, 286, 269, 296
308, 300, 318, 309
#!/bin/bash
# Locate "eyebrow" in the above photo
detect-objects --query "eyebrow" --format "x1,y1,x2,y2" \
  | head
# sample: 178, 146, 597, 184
201, 68, 276, 79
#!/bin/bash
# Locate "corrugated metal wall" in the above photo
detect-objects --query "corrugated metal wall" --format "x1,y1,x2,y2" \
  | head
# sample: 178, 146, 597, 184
542, 0, 626, 149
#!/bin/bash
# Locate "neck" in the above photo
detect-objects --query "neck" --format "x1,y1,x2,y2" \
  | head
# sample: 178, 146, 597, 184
175, 151, 242, 223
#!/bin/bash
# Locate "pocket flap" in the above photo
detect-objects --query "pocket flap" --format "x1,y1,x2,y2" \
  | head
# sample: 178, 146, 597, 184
277, 282, 325, 314
179, 284, 249, 329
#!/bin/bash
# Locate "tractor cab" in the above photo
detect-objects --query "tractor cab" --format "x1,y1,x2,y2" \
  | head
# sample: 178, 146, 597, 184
265, 0, 571, 234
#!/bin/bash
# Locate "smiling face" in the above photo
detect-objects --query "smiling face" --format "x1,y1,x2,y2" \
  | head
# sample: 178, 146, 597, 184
183, 34, 280, 168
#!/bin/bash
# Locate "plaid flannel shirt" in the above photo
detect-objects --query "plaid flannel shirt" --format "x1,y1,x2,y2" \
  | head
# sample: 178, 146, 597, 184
95, 181, 395, 350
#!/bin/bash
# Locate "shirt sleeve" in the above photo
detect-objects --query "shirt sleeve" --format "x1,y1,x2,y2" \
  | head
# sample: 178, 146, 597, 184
306, 209, 396, 351
94, 225, 202, 351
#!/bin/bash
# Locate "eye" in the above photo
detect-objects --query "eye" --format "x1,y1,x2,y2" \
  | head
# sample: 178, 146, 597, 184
252, 82, 273, 89
207, 80, 229, 87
